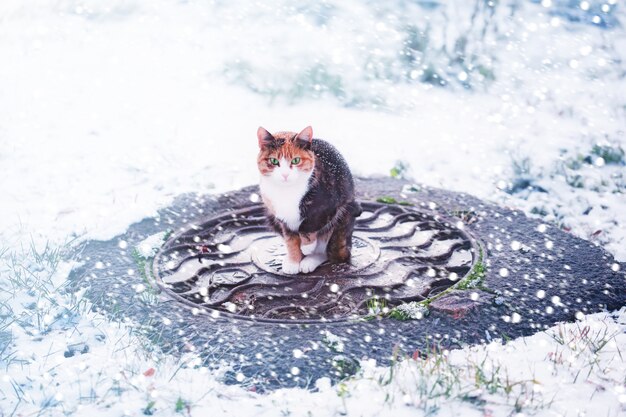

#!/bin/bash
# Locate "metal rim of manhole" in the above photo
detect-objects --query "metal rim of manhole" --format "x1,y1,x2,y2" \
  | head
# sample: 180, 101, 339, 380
151, 201, 483, 324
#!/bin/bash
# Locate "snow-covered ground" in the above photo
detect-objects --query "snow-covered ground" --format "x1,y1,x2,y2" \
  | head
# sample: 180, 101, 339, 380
1, 0, 625, 415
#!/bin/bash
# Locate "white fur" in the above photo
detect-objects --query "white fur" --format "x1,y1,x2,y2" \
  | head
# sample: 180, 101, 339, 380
259, 157, 312, 232
281, 256, 300, 274
300, 241, 316, 256
299, 254, 326, 273
299, 232, 330, 273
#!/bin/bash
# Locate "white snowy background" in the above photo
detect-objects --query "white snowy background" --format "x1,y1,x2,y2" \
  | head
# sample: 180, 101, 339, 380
0, 0, 625, 416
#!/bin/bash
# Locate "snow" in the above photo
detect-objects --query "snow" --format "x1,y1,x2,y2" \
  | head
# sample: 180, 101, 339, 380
137, 232, 168, 258
2, 246, 625, 416
394, 302, 429, 320
0, 0, 625, 415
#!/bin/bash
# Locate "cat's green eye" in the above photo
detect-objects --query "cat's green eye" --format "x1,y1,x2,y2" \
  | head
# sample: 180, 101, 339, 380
269, 158, 279, 166
291, 157, 301, 165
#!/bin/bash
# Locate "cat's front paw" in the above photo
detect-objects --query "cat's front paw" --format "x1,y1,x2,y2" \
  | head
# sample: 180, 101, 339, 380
299, 254, 327, 274
281, 257, 300, 275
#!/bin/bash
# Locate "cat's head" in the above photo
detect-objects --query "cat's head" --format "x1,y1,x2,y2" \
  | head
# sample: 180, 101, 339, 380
256, 126, 315, 185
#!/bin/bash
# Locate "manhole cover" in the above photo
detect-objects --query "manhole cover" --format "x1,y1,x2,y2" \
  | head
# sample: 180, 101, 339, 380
69, 178, 625, 390
153, 202, 480, 322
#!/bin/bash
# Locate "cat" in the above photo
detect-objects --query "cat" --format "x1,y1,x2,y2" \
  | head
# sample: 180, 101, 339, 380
256, 126, 362, 274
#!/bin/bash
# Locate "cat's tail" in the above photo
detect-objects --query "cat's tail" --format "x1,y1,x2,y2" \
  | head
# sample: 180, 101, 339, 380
347, 200, 363, 218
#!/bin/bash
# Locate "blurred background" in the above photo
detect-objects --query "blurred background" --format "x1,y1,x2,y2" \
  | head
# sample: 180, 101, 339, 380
0, 0, 624, 259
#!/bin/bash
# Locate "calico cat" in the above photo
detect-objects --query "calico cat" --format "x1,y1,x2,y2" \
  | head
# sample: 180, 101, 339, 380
256, 126, 362, 274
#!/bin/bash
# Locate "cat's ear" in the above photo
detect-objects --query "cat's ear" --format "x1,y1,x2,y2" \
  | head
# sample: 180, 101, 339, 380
257, 127, 275, 148
295, 126, 313, 143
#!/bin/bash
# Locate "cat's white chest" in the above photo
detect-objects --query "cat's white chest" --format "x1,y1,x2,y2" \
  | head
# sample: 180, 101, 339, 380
260, 178, 309, 232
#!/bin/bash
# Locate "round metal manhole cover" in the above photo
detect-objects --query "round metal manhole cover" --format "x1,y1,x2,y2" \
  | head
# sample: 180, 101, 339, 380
250, 234, 380, 275
153, 202, 481, 323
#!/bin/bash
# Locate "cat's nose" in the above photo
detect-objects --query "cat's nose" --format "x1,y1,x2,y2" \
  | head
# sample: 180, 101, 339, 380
281, 173, 289, 180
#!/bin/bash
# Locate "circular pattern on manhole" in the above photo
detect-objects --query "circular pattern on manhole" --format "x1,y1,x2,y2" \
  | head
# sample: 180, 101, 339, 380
153, 202, 481, 323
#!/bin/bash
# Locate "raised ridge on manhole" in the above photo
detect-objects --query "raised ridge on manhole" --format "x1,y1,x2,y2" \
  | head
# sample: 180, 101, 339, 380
152, 201, 481, 323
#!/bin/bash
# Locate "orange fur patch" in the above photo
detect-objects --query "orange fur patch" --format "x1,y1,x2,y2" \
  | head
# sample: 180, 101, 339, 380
284, 233, 303, 262
257, 131, 315, 175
